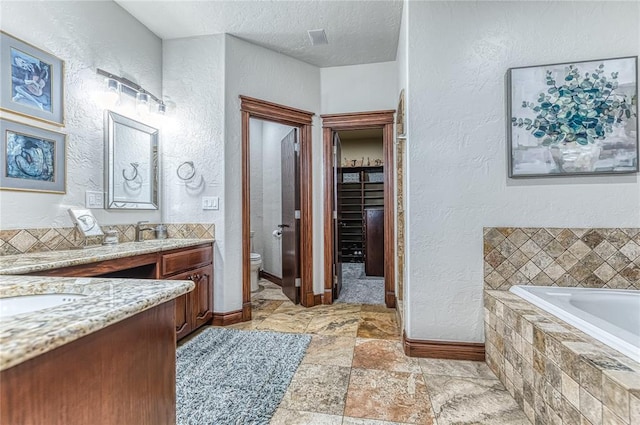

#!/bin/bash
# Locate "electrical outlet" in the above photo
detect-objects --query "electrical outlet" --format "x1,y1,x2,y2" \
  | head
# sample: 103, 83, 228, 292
202, 196, 219, 210
85, 191, 104, 209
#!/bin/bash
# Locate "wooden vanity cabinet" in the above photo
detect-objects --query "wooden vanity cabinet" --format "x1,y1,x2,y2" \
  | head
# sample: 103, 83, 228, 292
160, 246, 214, 340
27, 242, 215, 341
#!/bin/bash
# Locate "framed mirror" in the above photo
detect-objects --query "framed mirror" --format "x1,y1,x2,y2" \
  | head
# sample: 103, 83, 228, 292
105, 111, 159, 209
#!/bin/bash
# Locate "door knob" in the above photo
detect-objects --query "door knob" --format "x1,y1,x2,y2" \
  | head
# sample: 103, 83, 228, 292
277, 224, 289, 228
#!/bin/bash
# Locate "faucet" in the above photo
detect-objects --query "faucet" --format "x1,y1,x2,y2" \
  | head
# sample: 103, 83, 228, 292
135, 221, 154, 242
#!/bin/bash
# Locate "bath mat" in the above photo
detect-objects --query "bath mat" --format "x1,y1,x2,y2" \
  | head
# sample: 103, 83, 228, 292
176, 328, 311, 425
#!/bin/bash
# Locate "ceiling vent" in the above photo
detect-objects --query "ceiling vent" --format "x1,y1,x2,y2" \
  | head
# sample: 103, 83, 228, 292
307, 29, 328, 46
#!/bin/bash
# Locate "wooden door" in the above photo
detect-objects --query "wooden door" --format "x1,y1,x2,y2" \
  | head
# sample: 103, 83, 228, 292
332, 132, 343, 299
364, 208, 385, 277
280, 129, 300, 304
191, 265, 214, 329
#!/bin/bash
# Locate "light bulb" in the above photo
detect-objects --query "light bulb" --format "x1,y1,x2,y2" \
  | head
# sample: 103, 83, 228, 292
102, 77, 120, 107
136, 92, 150, 115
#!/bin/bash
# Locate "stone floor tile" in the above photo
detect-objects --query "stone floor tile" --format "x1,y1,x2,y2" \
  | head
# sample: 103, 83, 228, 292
257, 313, 312, 333
361, 304, 396, 313
357, 312, 400, 340
352, 339, 421, 373
279, 364, 351, 416
344, 368, 434, 424
419, 358, 498, 380
302, 335, 356, 367
252, 299, 285, 313
306, 313, 360, 337
425, 375, 530, 425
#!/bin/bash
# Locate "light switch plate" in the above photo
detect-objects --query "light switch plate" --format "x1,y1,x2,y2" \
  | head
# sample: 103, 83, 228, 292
202, 196, 219, 210
85, 191, 104, 209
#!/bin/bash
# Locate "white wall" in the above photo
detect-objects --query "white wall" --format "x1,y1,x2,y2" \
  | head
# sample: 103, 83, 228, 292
162, 34, 226, 310
249, 118, 264, 257
340, 138, 384, 167
405, 1, 640, 342
321, 62, 398, 114
224, 35, 322, 310
249, 118, 293, 278
396, 0, 409, 329
0, 1, 162, 229
260, 121, 294, 278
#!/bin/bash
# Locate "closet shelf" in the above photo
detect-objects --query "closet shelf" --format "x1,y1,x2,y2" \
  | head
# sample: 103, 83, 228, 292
337, 166, 384, 265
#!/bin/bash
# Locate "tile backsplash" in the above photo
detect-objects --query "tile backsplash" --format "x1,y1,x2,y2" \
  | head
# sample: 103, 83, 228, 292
484, 227, 640, 290
0, 223, 215, 255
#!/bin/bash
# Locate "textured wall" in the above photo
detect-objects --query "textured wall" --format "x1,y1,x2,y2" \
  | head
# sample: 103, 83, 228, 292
406, 1, 640, 342
162, 34, 226, 310
320, 62, 398, 114
249, 118, 292, 278
260, 121, 294, 278
224, 35, 322, 309
250, 119, 264, 257
0, 1, 162, 228
396, 1, 409, 332
339, 138, 384, 167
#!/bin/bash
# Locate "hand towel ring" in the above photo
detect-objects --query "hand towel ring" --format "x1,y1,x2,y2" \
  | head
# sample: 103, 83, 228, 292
122, 162, 140, 182
177, 161, 196, 181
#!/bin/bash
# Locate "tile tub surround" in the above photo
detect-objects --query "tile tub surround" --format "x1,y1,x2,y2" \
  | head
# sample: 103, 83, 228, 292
485, 290, 640, 425
484, 227, 640, 290
0, 223, 215, 255
0, 275, 194, 371
0, 238, 214, 275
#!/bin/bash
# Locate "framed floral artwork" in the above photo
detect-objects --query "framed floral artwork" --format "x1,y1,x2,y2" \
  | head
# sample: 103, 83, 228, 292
0, 31, 65, 126
508, 56, 637, 177
0, 118, 66, 193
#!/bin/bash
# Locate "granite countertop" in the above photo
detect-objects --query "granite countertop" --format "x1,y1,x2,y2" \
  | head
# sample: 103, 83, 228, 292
0, 238, 214, 275
0, 275, 194, 371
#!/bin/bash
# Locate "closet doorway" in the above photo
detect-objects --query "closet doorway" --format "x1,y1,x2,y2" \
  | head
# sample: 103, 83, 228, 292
322, 110, 396, 308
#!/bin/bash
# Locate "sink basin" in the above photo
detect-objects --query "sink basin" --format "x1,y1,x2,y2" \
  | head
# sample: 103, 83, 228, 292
0, 294, 87, 317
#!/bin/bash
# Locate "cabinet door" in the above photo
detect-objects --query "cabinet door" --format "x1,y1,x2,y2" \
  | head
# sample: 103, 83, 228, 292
364, 208, 385, 277
174, 293, 191, 340
167, 268, 197, 340
191, 265, 214, 329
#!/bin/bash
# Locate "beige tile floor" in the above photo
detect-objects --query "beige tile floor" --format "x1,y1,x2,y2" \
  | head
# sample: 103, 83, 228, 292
223, 280, 531, 425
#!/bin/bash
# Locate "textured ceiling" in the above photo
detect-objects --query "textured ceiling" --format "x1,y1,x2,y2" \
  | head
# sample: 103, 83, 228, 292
115, 0, 403, 67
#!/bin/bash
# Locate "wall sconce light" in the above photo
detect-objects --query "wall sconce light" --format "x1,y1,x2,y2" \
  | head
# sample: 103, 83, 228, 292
135, 91, 150, 114
96, 68, 173, 115
104, 77, 120, 106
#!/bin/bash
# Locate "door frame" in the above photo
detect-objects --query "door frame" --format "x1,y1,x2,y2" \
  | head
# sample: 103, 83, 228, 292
321, 110, 396, 307
240, 96, 315, 321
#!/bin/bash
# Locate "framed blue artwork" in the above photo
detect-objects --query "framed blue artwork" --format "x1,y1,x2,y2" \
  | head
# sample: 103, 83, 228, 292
0, 31, 65, 126
0, 118, 66, 193
508, 56, 638, 177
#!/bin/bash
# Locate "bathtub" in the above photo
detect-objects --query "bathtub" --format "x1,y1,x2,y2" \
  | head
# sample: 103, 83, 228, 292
509, 286, 640, 363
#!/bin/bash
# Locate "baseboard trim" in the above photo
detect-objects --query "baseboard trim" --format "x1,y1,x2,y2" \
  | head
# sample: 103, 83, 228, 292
403, 332, 485, 361
259, 270, 282, 286
314, 294, 322, 305
213, 309, 244, 326
322, 289, 333, 304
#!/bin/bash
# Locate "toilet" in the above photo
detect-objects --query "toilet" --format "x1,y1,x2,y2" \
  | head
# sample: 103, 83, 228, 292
249, 232, 262, 292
